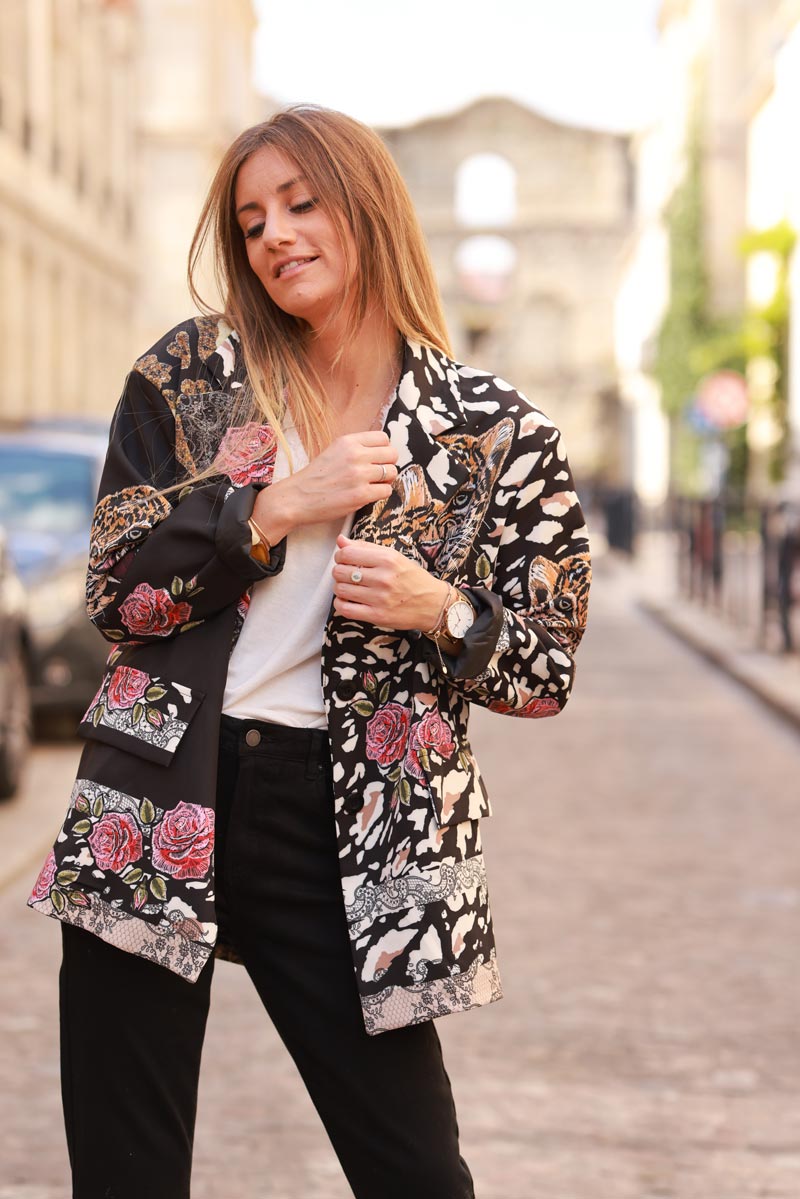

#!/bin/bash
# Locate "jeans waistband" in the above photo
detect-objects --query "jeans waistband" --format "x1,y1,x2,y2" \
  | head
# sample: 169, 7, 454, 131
219, 713, 331, 781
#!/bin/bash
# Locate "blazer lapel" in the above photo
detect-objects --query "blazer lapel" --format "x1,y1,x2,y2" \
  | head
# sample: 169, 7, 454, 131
349, 338, 484, 569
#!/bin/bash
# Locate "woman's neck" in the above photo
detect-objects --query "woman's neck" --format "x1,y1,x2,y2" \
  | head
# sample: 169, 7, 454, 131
306, 308, 401, 420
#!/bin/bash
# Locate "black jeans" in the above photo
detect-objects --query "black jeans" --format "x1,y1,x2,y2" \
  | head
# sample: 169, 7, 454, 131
59, 714, 475, 1199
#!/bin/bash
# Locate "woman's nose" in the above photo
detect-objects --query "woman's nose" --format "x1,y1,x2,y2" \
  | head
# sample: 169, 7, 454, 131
260, 208, 296, 248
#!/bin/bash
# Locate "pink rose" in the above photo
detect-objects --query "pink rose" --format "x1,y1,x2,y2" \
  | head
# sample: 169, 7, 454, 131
404, 710, 456, 779
214, 423, 277, 487
152, 801, 214, 880
119, 583, 192, 637
88, 813, 143, 873
522, 697, 561, 718
30, 850, 57, 902
106, 666, 151, 711
365, 703, 410, 767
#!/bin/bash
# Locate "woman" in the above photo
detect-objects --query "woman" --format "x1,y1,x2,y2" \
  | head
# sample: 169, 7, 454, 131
28, 105, 591, 1198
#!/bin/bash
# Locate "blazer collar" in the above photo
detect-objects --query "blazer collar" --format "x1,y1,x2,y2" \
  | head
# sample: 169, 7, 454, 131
392, 337, 467, 438
204, 326, 467, 439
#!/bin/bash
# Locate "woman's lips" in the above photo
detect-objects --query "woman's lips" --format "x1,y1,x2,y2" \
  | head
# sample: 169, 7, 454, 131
276, 257, 318, 280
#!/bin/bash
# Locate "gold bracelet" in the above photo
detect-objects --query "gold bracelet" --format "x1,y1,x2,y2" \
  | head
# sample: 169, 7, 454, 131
247, 517, 272, 564
424, 583, 452, 637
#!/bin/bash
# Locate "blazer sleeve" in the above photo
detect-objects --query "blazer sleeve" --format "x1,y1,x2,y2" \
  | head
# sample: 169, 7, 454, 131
86, 367, 287, 646
417, 420, 591, 718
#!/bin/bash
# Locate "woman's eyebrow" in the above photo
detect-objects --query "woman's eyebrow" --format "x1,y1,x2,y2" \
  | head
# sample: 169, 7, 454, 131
235, 175, 307, 217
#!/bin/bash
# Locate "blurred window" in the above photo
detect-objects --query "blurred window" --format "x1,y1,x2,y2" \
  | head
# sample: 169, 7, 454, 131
0, 448, 95, 535
455, 235, 518, 303
455, 153, 517, 228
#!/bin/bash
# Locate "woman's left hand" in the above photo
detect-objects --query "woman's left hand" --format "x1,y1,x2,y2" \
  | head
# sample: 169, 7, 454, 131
332, 534, 448, 633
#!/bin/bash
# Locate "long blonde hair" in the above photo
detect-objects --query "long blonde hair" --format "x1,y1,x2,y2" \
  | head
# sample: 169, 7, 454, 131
184, 104, 451, 482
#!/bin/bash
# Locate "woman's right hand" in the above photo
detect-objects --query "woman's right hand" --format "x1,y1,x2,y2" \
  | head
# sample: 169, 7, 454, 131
251, 430, 398, 544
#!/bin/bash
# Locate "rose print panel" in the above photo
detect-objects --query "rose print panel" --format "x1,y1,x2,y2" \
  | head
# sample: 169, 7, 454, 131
212, 422, 278, 488
29, 777, 216, 940
79, 663, 205, 766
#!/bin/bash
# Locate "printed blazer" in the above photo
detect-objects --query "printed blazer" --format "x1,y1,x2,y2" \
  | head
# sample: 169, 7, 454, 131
27, 315, 591, 1035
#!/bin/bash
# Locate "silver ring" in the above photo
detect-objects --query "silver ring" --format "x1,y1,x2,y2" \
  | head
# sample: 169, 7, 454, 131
379, 463, 387, 482
350, 568, 363, 584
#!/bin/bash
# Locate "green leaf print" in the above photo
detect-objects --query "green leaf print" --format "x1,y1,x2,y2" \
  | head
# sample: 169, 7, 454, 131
139, 798, 156, 825
149, 876, 167, 901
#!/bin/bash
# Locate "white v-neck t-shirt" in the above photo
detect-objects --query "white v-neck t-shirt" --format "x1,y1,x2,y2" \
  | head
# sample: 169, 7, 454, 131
221, 418, 354, 729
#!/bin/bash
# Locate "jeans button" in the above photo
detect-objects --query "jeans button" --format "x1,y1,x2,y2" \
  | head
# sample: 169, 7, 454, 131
245, 729, 261, 747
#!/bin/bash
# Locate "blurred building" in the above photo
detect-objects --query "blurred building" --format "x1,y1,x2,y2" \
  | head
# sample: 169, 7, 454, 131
0, 0, 259, 420
381, 98, 634, 481
743, 0, 800, 495
135, 0, 261, 352
0, 0, 137, 419
616, 0, 800, 508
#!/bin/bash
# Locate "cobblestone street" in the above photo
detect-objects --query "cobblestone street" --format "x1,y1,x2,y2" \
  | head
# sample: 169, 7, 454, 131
2, 553, 799, 1199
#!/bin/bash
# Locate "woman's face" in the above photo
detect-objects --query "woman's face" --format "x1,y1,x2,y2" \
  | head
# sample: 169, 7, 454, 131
234, 146, 356, 328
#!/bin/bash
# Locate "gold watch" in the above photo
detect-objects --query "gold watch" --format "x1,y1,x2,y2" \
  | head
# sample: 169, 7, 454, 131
425, 584, 476, 673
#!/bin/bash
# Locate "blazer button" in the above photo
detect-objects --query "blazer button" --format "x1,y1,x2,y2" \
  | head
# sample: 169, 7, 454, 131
337, 678, 359, 700
342, 790, 364, 814
245, 729, 261, 747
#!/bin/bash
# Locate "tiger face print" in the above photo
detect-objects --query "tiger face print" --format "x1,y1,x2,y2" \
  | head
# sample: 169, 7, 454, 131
357, 418, 515, 577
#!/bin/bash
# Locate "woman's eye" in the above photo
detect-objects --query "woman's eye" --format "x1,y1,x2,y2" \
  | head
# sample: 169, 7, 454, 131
290, 199, 317, 214
244, 223, 264, 241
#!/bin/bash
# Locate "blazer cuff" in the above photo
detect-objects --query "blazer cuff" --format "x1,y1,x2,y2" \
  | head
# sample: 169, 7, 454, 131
214, 482, 287, 580
417, 585, 504, 680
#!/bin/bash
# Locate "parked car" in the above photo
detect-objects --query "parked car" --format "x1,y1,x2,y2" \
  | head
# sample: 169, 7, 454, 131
0, 525, 33, 797
0, 423, 110, 723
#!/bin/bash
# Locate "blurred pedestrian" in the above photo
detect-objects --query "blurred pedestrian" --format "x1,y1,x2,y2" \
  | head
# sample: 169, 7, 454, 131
28, 105, 591, 1199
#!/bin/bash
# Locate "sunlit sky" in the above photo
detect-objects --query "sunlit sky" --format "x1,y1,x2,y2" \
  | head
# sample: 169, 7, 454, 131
253, 0, 663, 132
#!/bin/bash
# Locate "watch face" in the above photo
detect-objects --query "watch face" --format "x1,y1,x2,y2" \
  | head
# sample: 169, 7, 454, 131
446, 599, 475, 638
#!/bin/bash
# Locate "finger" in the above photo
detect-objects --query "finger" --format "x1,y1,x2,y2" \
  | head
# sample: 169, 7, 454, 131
332, 596, 374, 620
365, 463, 397, 486
347, 430, 392, 448
362, 444, 399, 464
333, 581, 377, 604
332, 563, 375, 585
333, 539, 395, 566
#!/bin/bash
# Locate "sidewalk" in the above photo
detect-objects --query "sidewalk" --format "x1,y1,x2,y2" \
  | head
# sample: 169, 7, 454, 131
4, 553, 800, 1197
615, 530, 800, 735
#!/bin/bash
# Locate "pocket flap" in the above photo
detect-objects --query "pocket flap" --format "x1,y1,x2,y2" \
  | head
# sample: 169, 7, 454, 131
423, 739, 493, 828
79, 665, 204, 766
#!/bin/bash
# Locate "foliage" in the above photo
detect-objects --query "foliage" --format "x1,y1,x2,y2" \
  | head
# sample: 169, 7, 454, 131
653, 67, 796, 493
653, 100, 708, 423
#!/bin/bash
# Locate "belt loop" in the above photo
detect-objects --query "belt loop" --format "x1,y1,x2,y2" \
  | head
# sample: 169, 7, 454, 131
304, 724, 331, 781
304, 729, 322, 780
